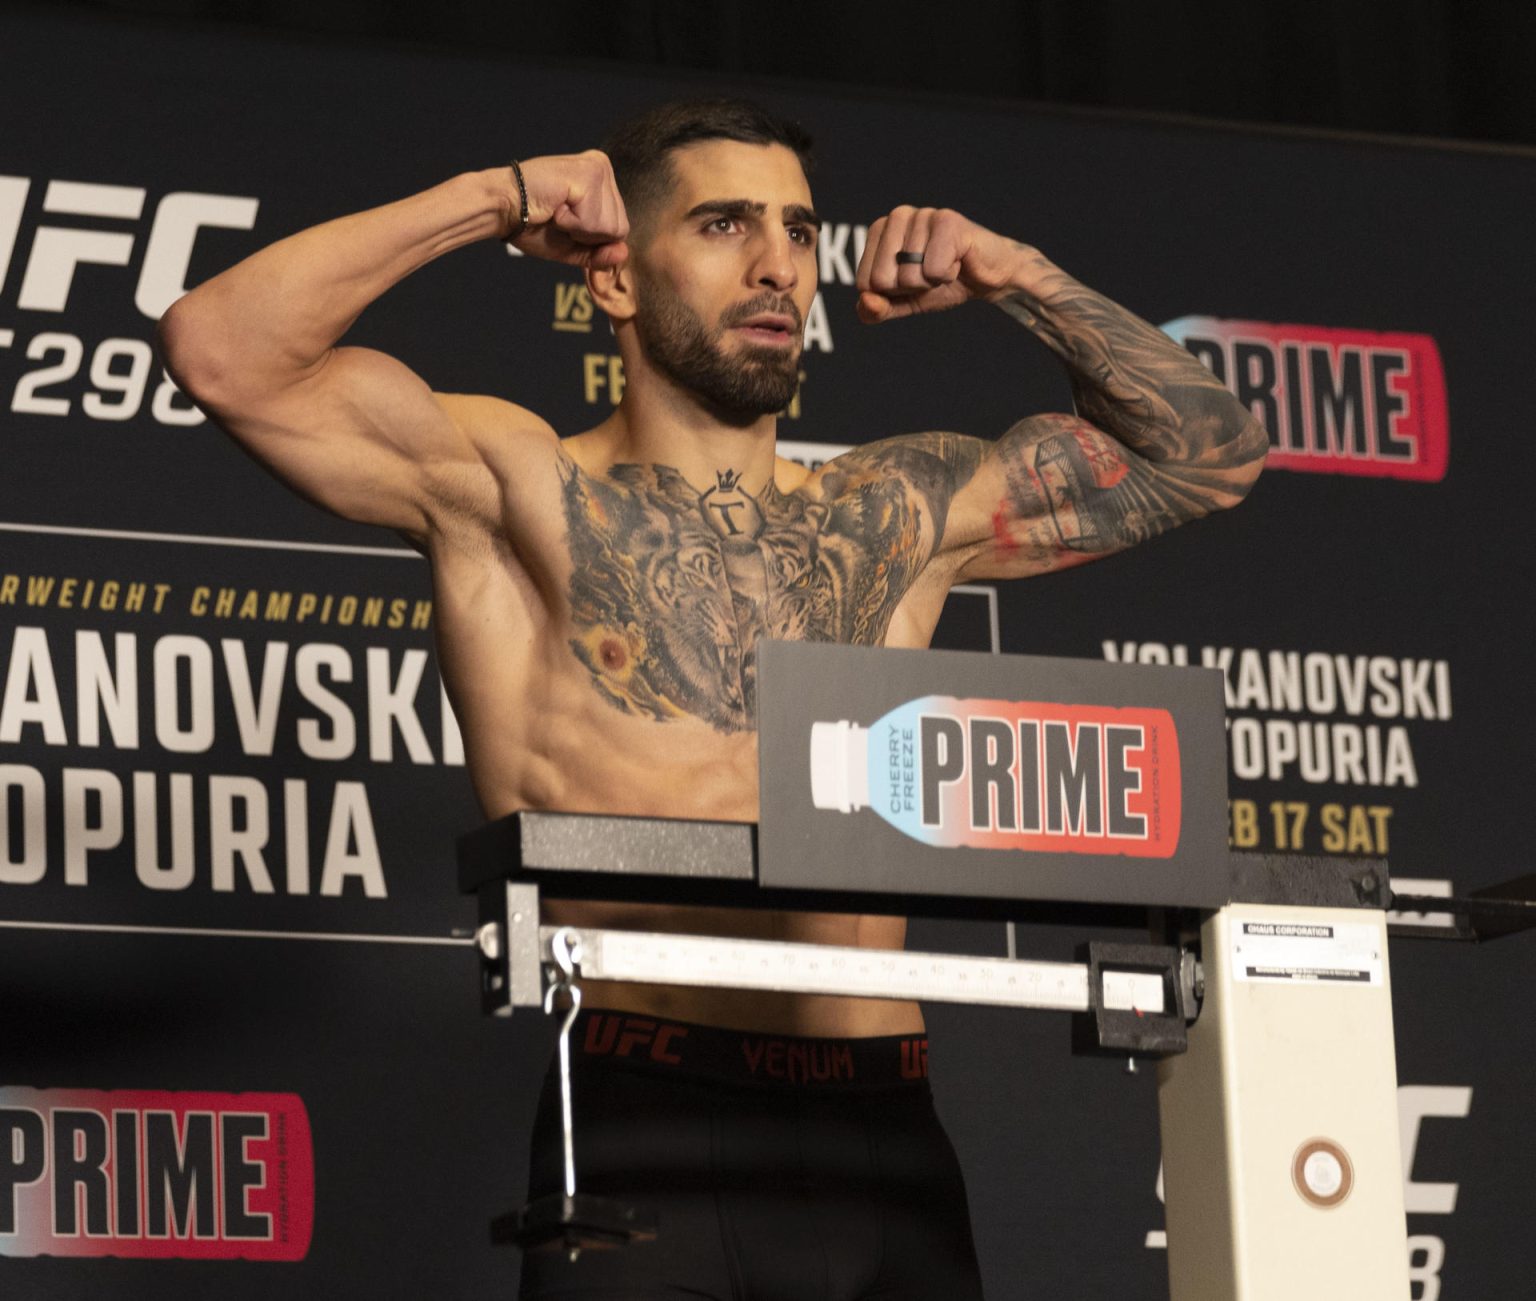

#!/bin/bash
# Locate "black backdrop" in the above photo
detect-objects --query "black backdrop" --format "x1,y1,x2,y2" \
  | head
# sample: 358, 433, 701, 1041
44, 0, 1536, 150
1, 6, 1533, 1297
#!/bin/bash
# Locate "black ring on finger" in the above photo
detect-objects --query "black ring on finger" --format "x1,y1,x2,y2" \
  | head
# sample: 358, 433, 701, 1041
895, 251, 926, 265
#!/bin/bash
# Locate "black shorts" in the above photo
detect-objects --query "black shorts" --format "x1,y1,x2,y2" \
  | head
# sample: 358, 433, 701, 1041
518, 1010, 984, 1301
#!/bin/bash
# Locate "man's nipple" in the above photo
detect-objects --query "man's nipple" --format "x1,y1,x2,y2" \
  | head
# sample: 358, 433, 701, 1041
599, 637, 628, 671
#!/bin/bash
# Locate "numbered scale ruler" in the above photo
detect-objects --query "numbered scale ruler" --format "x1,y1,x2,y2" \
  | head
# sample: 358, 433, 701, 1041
539, 927, 1166, 1014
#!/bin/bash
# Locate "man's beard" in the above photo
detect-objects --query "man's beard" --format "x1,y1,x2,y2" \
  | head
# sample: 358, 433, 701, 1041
633, 276, 802, 420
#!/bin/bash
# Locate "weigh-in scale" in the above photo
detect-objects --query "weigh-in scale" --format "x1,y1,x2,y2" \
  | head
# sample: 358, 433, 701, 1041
458, 642, 1535, 1300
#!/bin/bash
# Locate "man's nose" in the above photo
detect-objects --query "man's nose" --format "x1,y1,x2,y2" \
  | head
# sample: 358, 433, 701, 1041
750, 230, 797, 291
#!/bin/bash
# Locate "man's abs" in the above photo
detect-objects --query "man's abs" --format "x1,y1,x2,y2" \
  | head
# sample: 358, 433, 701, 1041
430, 618, 926, 1036
421, 442, 937, 1039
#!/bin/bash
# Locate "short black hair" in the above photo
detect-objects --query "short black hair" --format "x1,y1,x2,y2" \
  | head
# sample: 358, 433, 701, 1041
603, 98, 815, 230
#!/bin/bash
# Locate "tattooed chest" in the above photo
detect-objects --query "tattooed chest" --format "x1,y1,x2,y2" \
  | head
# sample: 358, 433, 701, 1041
560, 461, 925, 733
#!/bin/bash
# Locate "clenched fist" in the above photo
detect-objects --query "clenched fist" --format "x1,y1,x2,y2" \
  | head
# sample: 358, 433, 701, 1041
855, 206, 1034, 323
505, 150, 630, 270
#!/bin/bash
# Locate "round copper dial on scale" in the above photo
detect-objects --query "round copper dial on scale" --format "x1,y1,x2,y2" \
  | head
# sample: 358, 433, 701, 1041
1292, 1138, 1354, 1209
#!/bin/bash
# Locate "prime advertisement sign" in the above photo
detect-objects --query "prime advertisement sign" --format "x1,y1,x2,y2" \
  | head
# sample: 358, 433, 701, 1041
758, 641, 1229, 908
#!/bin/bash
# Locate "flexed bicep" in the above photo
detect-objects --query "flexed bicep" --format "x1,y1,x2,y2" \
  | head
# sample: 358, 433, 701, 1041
157, 159, 608, 540
947, 413, 1249, 581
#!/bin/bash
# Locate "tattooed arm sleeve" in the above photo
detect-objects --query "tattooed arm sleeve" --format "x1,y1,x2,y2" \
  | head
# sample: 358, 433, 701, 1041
994, 260, 1265, 469
943, 259, 1268, 581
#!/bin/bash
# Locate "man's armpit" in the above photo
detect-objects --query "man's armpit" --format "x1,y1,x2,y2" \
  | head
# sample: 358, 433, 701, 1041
429, 391, 557, 525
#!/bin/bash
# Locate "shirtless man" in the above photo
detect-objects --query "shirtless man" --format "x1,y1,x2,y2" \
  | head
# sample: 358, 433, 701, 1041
159, 99, 1266, 1299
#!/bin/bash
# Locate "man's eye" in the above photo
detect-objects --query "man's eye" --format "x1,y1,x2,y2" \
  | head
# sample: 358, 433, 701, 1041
709, 217, 737, 233
789, 226, 815, 246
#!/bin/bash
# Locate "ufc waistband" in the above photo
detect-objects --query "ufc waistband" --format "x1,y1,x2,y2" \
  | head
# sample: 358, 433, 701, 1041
568, 1009, 930, 1090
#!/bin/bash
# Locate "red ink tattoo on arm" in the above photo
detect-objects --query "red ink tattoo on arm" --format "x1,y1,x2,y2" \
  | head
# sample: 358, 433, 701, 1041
1074, 426, 1130, 488
992, 501, 1019, 554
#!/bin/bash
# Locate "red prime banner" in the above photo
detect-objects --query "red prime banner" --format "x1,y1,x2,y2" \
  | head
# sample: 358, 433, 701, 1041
0, 1088, 313, 1260
1162, 316, 1450, 482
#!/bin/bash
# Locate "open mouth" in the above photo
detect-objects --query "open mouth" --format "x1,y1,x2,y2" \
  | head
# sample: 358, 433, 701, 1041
732, 315, 798, 346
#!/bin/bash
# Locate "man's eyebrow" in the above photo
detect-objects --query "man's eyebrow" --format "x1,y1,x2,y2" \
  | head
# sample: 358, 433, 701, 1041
683, 199, 822, 230
684, 199, 766, 221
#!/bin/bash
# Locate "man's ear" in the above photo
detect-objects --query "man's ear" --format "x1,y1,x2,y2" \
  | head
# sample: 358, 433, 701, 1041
587, 258, 637, 323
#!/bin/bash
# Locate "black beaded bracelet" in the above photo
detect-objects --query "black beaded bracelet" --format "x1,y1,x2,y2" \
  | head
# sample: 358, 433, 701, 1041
507, 158, 529, 239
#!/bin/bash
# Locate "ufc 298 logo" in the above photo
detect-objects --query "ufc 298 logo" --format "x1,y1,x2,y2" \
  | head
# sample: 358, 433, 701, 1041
0, 177, 260, 428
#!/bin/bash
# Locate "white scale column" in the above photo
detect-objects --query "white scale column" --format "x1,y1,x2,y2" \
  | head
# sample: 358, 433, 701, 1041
1157, 903, 1410, 1299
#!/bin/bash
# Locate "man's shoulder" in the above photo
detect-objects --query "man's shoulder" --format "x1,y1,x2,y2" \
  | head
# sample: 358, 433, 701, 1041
434, 392, 560, 459
799, 431, 988, 500
772, 452, 817, 496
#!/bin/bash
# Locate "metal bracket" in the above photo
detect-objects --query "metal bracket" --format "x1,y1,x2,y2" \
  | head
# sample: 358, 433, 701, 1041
1390, 875, 1536, 942
474, 881, 543, 1014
